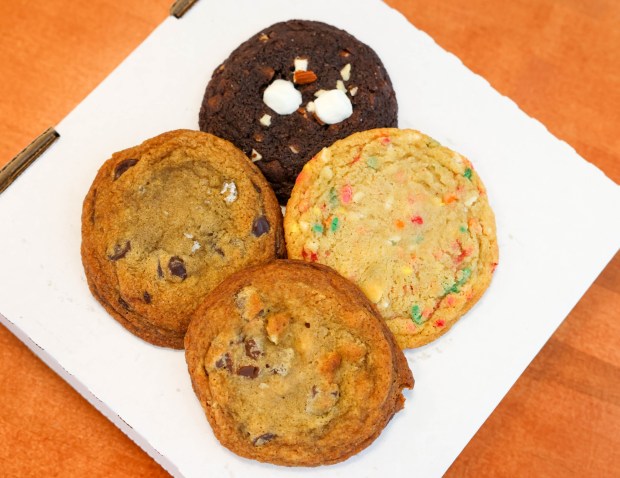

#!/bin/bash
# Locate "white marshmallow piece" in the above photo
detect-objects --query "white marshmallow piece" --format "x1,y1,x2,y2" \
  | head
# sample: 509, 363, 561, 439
313, 89, 353, 124
263, 79, 301, 115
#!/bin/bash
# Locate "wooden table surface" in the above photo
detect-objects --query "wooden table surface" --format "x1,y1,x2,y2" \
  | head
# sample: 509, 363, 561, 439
0, 0, 618, 476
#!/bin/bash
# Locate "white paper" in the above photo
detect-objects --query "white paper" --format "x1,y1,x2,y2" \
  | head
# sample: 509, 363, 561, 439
0, 0, 618, 477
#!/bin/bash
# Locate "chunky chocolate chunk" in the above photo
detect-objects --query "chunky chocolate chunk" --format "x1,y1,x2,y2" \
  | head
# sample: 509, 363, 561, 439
215, 353, 233, 373
237, 365, 259, 378
113, 158, 139, 180
252, 215, 270, 237
253, 433, 276, 446
108, 241, 131, 261
168, 256, 187, 280
118, 297, 131, 311
244, 338, 262, 359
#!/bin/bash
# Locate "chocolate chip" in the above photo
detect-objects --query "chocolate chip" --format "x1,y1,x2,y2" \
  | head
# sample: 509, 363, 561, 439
213, 246, 225, 257
245, 338, 261, 359
168, 256, 187, 280
118, 297, 131, 310
215, 353, 233, 373
251, 181, 261, 194
156, 261, 164, 279
253, 433, 276, 446
143, 291, 152, 304
114, 159, 138, 180
311, 385, 318, 397
237, 365, 259, 378
252, 216, 270, 237
108, 241, 131, 261
304, 322, 310, 328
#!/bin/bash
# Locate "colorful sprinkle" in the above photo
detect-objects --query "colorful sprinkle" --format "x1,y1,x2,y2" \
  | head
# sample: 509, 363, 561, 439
459, 225, 468, 233
443, 193, 457, 204
395, 219, 405, 229
310, 252, 318, 262
381, 136, 391, 145
411, 215, 424, 225
366, 156, 379, 170
312, 223, 324, 234
340, 185, 353, 204
410, 305, 424, 325
463, 168, 473, 180
443, 267, 472, 295
349, 154, 361, 165
434, 319, 446, 328
330, 217, 339, 232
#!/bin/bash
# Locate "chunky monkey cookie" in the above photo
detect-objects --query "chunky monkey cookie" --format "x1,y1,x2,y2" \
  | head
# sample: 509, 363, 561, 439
285, 128, 498, 349
185, 260, 413, 466
199, 20, 398, 203
81, 130, 284, 349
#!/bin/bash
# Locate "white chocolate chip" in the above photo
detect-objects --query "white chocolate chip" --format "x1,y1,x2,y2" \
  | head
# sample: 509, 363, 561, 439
305, 239, 319, 253
258, 33, 269, 42
299, 221, 310, 232
259, 383, 269, 390
388, 235, 401, 244
314, 89, 353, 125
220, 181, 237, 203
320, 166, 333, 180
183, 232, 193, 239
349, 86, 358, 97
464, 194, 479, 207
191, 241, 201, 253
336, 80, 346, 92
259, 114, 272, 126
294, 57, 308, 71
384, 197, 393, 210
314, 89, 327, 97
250, 149, 262, 162
263, 79, 301, 115
352, 191, 365, 202
306, 101, 316, 112
289, 145, 300, 154
340, 63, 351, 81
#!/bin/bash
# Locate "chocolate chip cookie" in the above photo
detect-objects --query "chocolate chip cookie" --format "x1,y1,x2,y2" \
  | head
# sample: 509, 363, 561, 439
81, 130, 285, 349
199, 20, 398, 203
285, 128, 499, 348
185, 260, 413, 466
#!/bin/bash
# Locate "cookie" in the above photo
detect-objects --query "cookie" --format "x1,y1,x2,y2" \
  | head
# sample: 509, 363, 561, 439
284, 128, 499, 349
185, 260, 413, 466
81, 130, 285, 349
199, 20, 398, 203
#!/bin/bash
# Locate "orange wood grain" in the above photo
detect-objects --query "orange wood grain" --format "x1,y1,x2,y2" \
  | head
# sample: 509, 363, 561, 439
0, 0, 618, 476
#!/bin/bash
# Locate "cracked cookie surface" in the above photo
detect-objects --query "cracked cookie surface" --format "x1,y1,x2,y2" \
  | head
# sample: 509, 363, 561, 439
199, 20, 398, 203
285, 128, 498, 348
81, 130, 284, 348
185, 260, 413, 466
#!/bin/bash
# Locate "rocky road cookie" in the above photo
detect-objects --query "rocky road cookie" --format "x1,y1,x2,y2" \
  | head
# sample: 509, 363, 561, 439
185, 260, 413, 466
199, 20, 398, 203
81, 130, 284, 349
285, 128, 498, 349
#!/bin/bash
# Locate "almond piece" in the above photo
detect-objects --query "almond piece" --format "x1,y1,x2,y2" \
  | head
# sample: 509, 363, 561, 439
294, 70, 318, 85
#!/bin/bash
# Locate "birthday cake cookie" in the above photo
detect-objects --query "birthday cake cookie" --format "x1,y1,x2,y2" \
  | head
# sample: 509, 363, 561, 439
284, 128, 498, 348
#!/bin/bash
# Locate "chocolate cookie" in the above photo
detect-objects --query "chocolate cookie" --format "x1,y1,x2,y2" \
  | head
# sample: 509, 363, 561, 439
81, 130, 285, 349
285, 128, 499, 348
185, 260, 413, 466
199, 20, 398, 203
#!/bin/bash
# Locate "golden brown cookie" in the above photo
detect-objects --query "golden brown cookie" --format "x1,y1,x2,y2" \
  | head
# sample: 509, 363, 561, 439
285, 128, 498, 348
81, 130, 285, 349
185, 260, 413, 466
